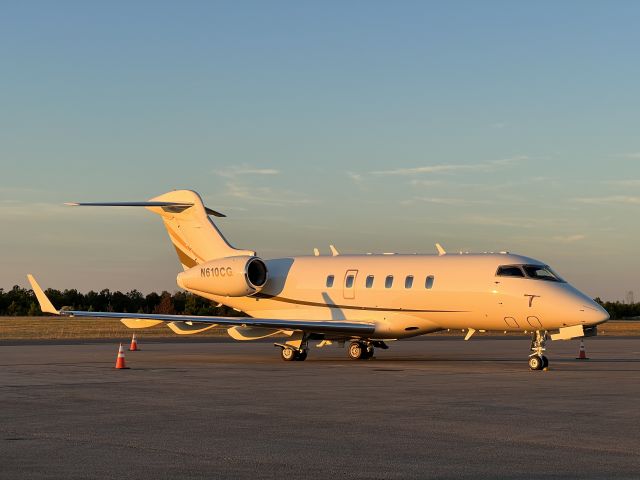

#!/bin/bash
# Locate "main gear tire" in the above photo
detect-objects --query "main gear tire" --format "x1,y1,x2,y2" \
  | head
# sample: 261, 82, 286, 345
281, 347, 296, 361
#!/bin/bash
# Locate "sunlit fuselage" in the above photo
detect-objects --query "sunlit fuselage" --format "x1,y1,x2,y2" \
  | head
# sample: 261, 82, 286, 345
193, 253, 609, 340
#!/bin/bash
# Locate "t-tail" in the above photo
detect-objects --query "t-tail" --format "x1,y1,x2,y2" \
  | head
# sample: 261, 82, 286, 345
67, 190, 268, 296
67, 189, 255, 269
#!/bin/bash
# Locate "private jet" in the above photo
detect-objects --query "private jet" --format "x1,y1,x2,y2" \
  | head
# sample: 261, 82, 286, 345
28, 189, 609, 370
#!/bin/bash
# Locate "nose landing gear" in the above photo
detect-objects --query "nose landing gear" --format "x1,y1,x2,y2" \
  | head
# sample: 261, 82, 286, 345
529, 331, 549, 370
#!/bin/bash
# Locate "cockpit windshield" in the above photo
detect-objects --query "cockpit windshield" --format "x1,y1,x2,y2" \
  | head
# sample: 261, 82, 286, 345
496, 264, 565, 282
522, 265, 565, 282
496, 265, 525, 277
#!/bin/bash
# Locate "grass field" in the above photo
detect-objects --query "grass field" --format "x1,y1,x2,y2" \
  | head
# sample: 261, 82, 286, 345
0, 316, 638, 340
0, 316, 228, 340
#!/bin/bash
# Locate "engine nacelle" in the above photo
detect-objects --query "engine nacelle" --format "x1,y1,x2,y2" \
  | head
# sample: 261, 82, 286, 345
176, 256, 268, 297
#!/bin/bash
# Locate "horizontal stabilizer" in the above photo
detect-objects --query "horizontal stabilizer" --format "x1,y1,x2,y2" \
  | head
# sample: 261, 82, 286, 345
65, 201, 226, 217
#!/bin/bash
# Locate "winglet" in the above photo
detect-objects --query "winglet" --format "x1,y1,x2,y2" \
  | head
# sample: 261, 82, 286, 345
435, 243, 446, 256
26, 275, 59, 314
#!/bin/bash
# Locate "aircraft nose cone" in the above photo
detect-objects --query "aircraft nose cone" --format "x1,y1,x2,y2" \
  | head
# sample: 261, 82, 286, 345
582, 302, 610, 325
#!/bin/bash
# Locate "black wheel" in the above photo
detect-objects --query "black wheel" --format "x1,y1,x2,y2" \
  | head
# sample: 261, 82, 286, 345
528, 355, 543, 371
295, 350, 308, 361
362, 346, 374, 360
281, 347, 296, 361
348, 341, 364, 360
541, 356, 549, 369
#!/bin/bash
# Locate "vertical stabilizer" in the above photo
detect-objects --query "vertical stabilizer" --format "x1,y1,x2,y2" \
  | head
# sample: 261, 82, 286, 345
145, 190, 254, 269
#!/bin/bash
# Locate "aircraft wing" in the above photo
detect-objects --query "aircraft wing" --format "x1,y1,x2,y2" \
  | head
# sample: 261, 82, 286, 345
27, 275, 375, 336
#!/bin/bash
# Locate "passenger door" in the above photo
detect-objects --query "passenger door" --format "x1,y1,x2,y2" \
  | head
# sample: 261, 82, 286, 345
343, 270, 358, 300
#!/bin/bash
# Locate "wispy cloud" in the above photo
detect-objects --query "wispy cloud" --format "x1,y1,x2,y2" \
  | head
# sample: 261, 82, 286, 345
606, 179, 640, 187
346, 171, 363, 184
408, 179, 444, 187
459, 215, 528, 228
214, 165, 280, 178
573, 196, 640, 205
0, 186, 44, 196
619, 152, 640, 159
369, 156, 526, 177
552, 234, 586, 244
409, 175, 551, 191
224, 181, 314, 206
458, 214, 572, 229
401, 197, 493, 206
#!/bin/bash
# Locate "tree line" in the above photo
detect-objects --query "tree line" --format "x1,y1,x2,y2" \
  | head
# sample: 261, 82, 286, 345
0, 285, 244, 317
1, 285, 639, 320
593, 298, 640, 321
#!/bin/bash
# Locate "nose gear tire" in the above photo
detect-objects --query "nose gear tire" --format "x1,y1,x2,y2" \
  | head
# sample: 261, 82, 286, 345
529, 355, 544, 370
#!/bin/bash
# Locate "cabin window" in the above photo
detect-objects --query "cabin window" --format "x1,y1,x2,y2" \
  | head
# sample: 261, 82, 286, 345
366, 275, 374, 288
405, 275, 414, 289
425, 275, 435, 289
326, 275, 334, 288
496, 265, 525, 278
345, 275, 355, 288
385, 275, 394, 288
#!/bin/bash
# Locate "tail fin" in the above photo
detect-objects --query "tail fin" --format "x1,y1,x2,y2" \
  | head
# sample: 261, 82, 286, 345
67, 190, 255, 269
147, 190, 254, 269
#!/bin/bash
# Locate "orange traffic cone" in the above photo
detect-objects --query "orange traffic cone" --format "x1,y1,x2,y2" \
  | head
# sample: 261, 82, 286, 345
129, 333, 139, 351
115, 343, 129, 369
576, 339, 589, 360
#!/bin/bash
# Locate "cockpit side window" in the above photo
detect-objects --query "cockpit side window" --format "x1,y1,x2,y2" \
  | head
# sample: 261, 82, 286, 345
523, 265, 565, 282
496, 265, 525, 278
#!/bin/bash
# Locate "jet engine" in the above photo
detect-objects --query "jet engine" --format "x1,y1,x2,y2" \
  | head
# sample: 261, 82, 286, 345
176, 255, 268, 297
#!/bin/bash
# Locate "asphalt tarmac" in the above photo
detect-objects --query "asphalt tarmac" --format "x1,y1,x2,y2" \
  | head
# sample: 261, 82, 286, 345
1, 337, 639, 479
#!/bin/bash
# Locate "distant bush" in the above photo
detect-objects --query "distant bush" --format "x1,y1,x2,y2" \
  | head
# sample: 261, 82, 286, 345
594, 298, 640, 320
0, 286, 243, 317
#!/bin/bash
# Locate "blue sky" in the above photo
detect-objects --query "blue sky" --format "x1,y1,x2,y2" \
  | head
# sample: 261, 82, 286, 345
1, 1, 639, 300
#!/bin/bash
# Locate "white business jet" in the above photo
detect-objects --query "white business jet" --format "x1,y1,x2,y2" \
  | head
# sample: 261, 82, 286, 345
28, 190, 609, 370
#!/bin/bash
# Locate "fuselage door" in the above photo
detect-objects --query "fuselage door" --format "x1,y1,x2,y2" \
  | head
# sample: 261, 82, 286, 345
343, 270, 358, 300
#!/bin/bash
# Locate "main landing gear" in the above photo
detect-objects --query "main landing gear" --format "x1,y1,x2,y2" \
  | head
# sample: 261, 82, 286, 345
276, 332, 309, 361
528, 331, 549, 371
277, 337, 388, 362
347, 340, 387, 360
348, 341, 374, 360
280, 346, 308, 361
